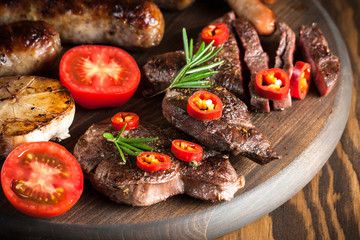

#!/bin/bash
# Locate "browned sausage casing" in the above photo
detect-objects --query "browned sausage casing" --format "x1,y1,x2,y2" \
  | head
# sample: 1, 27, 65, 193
0, 20, 61, 77
0, 0, 165, 49
152, 0, 195, 10
226, 0, 276, 35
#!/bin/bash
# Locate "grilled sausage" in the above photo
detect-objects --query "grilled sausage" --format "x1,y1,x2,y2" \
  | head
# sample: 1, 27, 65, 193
226, 0, 276, 35
152, 0, 195, 10
0, 0, 165, 50
0, 20, 61, 77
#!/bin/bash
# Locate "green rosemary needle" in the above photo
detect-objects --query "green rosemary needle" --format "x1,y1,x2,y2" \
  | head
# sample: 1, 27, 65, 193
103, 124, 158, 164
168, 28, 224, 90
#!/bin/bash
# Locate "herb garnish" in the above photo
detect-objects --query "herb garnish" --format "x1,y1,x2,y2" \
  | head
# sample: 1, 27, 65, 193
152, 28, 224, 96
103, 124, 158, 164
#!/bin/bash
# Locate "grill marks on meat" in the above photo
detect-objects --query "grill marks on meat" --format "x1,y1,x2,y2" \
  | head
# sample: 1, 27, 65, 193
299, 24, 340, 96
233, 17, 270, 112
272, 22, 296, 110
0, 0, 164, 49
73, 121, 244, 206
162, 87, 280, 164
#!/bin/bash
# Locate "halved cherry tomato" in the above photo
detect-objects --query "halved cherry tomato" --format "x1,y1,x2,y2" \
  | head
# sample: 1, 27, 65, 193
111, 112, 139, 131
59, 45, 140, 109
290, 61, 311, 99
1, 142, 83, 218
137, 152, 171, 172
201, 23, 229, 46
254, 68, 290, 101
171, 140, 203, 162
187, 90, 223, 120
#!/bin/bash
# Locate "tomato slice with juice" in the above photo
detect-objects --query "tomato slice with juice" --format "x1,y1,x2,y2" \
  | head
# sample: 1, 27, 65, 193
59, 45, 140, 109
1, 142, 84, 218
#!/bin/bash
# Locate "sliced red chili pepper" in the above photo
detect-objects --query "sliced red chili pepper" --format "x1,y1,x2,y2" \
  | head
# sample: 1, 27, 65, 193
171, 140, 203, 162
254, 68, 290, 101
201, 23, 229, 46
137, 152, 171, 172
290, 61, 311, 99
111, 112, 139, 131
187, 90, 223, 121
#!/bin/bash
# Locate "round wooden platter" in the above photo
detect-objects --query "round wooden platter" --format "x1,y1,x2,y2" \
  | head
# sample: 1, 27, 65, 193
0, 0, 352, 239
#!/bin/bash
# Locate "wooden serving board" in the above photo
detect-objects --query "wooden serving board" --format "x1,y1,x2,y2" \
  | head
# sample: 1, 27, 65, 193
0, 0, 352, 239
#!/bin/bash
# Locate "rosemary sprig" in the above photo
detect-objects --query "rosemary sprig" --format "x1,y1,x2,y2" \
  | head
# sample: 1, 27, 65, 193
103, 124, 158, 164
168, 28, 224, 90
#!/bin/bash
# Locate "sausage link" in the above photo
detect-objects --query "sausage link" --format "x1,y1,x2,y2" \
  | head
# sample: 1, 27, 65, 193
0, 0, 165, 49
0, 20, 61, 77
226, 0, 276, 35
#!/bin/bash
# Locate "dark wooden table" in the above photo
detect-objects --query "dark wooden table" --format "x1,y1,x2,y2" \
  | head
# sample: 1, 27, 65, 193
217, 0, 359, 239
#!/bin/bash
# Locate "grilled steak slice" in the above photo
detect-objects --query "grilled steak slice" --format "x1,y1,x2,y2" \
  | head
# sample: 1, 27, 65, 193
142, 12, 244, 98
233, 17, 270, 112
196, 12, 245, 98
272, 22, 296, 110
162, 86, 280, 164
73, 120, 244, 206
298, 24, 340, 96
142, 50, 185, 97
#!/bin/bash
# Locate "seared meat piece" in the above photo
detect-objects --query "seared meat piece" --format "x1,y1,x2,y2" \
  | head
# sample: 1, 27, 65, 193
272, 22, 296, 110
162, 86, 280, 164
142, 12, 244, 98
73, 121, 244, 206
0, 20, 61, 76
195, 12, 245, 98
233, 17, 270, 112
0, 0, 164, 49
152, 0, 195, 10
142, 51, 185, 97
299, 24, 340, 96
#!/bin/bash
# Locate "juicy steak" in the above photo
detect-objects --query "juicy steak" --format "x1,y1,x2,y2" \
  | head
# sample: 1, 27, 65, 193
272, 21, 296, 110
299, 24, 340, 96
162, 86, 280, 164
233, 17, 270, 112
73, 121, 244, 206
142, 12, 244, 99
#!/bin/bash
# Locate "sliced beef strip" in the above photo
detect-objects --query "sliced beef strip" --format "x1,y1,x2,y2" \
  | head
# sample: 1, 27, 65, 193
272, 21, 296, 110
142, 50, 185, 97
142, 12, 244, 99
233, 17, 270, 112
73, 120, 244, 206
195, 11, 245, 98
162, 86, 280, 164
298, 24, 340, 96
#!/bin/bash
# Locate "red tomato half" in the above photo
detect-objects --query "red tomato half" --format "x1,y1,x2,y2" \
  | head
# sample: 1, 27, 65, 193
59, 45, 141, 109
1, 142, 84, 218
111, 112, 139, 131
171, 140, 203, 162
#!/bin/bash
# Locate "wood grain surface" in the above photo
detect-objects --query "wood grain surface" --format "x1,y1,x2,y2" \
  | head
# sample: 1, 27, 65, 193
217, 0, 360, 239
0, 0, 355, 239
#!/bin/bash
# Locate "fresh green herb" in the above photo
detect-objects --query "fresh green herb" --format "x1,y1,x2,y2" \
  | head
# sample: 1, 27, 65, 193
103, 124, 158, 164
168, 28, 224, 90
